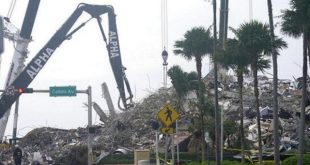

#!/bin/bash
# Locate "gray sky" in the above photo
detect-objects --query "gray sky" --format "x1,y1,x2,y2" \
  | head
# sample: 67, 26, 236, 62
0, 0, 301, 137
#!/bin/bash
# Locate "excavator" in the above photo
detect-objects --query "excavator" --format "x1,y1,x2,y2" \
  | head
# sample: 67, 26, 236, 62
0, 3, 134, 119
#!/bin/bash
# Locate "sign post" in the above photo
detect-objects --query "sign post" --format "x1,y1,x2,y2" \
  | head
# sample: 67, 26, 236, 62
87, 86, 93, 165
157, 103, 179, 165
1, 86, 93, 164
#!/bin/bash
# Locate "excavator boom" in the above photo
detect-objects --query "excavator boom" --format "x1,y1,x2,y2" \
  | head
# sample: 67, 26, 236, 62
0, 3, 133, 118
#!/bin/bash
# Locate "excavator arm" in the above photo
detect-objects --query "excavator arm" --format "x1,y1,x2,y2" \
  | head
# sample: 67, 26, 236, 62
0, 3, 133, 118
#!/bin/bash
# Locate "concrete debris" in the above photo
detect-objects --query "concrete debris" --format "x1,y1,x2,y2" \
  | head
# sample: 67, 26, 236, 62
0, 74, 310, 163
204, 75, 310, 158
1, 87, 191, 164
92, 102, 110, 123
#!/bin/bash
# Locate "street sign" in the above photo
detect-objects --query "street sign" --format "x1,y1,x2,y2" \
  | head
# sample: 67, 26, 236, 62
160, 127, 174, 135
157, 103, 179, 127
49, 86, 76, 97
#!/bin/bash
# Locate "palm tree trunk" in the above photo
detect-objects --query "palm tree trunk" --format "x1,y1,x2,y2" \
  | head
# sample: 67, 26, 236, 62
219, 0, 226, 43
213, 0, 221, 164
307, 33, 310, 69
196, 57, 206, 162
267, 0, 280, 164
237, 71, 245, 164
253, 63, 262, 165
214, 57, 221, 165
298, 28, 308, 165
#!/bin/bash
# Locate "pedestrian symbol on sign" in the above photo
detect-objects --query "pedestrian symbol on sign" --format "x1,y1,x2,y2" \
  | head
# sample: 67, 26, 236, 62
164, 108, 172, 122
157, 103, 179, 127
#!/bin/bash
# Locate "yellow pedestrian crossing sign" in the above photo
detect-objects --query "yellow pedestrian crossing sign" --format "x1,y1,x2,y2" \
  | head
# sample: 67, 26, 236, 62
160, 127, 175, 134
157, 103, 179, 127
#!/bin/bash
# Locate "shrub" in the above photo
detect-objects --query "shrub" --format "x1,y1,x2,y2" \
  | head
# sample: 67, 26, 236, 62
185, 160, 252, 165
98, 153, 134, 164
282, 154, 310, 165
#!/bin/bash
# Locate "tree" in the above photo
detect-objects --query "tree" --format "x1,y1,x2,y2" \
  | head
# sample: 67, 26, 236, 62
232, 21, 287, 164
267, 0, 281, 164
174, 27, 213, 162
167, 65, 198, 113
215, 38, 251, 164
281, 1, 310, 164
212, 0, 221, 164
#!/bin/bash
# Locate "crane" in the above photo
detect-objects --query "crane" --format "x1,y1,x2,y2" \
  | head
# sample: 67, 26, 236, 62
0, 0, 41, 141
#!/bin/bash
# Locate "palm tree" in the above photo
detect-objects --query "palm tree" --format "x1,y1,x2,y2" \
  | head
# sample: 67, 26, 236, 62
213, 0, 221, 164
174, 27, 213, 162
267, 0, 281, 164
167, 65, 198, 113
215, 38, 251, 164
233, 21, 287, 164
281, 1, 310, 164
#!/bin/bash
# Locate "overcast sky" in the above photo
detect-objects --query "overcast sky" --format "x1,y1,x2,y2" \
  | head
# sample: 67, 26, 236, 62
0, 0, 301, 137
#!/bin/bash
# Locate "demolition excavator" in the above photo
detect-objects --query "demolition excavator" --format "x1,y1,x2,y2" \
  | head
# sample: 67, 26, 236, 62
0, 3, 134, 119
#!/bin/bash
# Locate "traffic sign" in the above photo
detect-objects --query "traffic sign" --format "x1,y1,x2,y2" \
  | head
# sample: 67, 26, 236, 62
50, 86, 76, 97
160, 127, 174, 135
157, 103, 179, 127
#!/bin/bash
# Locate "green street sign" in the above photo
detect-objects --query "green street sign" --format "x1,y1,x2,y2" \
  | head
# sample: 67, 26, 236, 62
49, 86, 76, 97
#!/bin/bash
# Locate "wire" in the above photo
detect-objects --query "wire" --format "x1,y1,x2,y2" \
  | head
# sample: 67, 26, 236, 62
161, 0, 168, 88
161, 0, 164, 50
161, 0, 168, 51
6, 0, 17, 20
165, 0, 168, 51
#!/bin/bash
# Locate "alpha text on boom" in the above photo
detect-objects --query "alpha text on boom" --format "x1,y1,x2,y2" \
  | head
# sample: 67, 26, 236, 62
26, 48, 54, 80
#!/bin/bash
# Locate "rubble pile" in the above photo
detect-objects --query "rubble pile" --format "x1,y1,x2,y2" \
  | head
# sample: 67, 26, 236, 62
1, 75, 310, 163
1, 88, 182, 164
210, 75, 310, 152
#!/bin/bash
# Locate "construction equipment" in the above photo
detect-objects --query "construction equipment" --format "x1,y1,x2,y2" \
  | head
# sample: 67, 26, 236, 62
0, 3, 134, 119
0, 0, 41, 141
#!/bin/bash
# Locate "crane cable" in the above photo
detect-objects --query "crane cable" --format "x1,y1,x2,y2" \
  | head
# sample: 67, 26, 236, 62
161, 0, 168, 51
161, 0, 168, 88
6, 0, 17, 20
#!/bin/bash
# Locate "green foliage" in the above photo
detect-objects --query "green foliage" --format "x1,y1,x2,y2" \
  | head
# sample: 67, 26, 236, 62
234, 21, 270, 57
215, 38, 251, 72
233, 21, 287, 65
167, 65, 198, 98
221, 160, 250, 165
173, 26, 214, 162
281, 0, 310, 38
185, 160, 252, 165
204, 116, 215, 142
223, 119, 238, 137
203, 118, 238, 145
186, 161, 209, 165
282, 154, 310, 165
174, 27, 213, 60
98, 153, 134, 164
258, 161, 277, 165
55, 145, 88, 165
